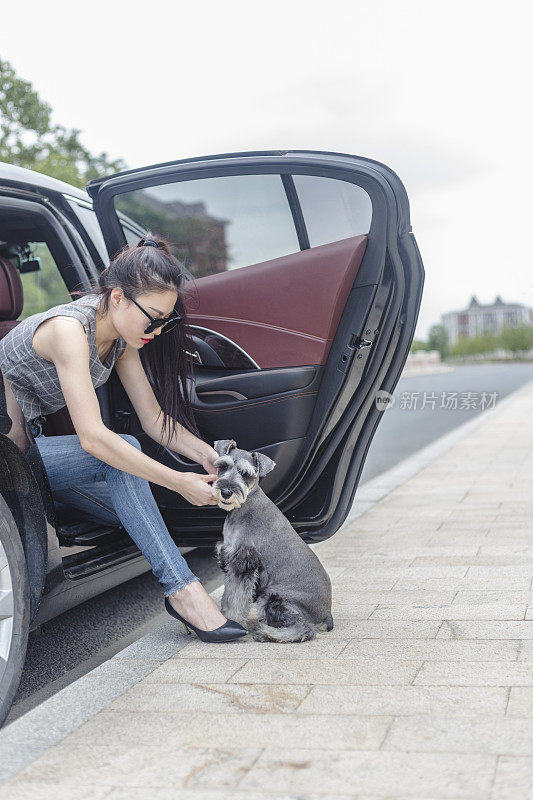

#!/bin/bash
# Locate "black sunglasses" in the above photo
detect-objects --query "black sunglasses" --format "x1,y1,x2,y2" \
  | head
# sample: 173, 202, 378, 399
124, 292, 182, 334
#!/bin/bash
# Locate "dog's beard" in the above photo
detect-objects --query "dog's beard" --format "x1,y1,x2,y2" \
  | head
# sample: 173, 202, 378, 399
212, 487, 244, 510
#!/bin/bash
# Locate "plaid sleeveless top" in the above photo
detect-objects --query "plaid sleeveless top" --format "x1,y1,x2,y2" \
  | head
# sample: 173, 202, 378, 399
0, 293, 127, 425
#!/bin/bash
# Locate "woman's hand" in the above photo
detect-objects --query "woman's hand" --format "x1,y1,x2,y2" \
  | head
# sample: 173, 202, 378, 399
170, 471, 219, 506
199, 447, 220, 478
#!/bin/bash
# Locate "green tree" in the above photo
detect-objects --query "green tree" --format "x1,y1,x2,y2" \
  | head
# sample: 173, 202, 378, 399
410, 339, 428, 352
0, 57, 127, 187
427, 324, 450, 358
499, 324, 533, 354
450, 332, 498, 357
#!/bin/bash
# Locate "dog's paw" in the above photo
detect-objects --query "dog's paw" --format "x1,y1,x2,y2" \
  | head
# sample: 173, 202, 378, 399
213, 541, 228, 572
251, 630, 269, 642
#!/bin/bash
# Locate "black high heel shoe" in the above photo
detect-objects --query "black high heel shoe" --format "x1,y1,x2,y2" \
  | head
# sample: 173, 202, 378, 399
164, 596, 248, 642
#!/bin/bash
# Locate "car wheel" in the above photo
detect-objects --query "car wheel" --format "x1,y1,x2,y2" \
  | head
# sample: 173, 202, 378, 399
0, 495, 30, 728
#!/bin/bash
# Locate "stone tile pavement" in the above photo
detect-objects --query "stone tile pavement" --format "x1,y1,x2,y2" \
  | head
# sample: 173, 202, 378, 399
1, 380, 532, 799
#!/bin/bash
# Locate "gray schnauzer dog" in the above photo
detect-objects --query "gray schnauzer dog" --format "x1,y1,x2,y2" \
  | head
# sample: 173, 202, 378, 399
211, 439, 334, 642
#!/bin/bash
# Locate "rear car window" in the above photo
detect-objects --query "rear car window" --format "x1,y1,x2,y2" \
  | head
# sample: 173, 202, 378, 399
293, 174, 372, 248
113, 174, 301, 277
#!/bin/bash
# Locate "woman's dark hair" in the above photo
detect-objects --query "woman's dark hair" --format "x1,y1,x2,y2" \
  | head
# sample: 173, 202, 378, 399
71, 231, 202, 448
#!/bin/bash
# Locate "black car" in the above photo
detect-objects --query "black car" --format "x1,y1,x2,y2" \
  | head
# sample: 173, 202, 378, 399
0, 150, 424, 725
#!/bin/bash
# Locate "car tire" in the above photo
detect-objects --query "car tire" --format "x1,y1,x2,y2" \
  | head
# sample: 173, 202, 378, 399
0, 495, 30, 728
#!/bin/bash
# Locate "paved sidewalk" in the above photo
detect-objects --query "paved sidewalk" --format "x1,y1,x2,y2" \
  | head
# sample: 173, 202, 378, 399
1, 380, 533, 799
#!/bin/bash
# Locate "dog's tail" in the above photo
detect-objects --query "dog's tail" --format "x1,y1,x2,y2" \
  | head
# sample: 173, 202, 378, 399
314, 611, 334, 633
252, 593, 316, 643
253, 620, 316, 642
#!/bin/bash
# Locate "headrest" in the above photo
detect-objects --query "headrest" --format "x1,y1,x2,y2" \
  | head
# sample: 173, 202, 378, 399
0, 257, 24, 320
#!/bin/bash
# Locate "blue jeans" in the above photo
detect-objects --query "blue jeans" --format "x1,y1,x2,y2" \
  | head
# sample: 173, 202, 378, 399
31, 427, 200, 597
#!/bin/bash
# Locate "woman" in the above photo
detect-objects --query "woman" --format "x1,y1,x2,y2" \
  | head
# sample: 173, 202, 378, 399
0, 232, 247, 643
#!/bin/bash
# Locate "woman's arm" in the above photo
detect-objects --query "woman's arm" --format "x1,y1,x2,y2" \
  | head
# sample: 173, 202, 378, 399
143, 416, 218, 474
50, 320, 217, 504
113, 344, 219, 473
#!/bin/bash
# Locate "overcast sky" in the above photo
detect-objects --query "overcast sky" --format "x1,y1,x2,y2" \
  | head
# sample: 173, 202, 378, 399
1, 1, 531, 339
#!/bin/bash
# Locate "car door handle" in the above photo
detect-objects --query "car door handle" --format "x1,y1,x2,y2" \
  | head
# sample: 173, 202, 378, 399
184, 348, 203, 365
196, 390, 249, 401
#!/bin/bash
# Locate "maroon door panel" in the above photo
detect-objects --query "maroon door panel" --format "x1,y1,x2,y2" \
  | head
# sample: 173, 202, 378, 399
184, 235, 367, 368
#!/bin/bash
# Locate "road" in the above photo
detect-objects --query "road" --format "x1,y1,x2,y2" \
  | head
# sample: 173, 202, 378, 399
6, 361, 533, 724
359, 362, 533, 482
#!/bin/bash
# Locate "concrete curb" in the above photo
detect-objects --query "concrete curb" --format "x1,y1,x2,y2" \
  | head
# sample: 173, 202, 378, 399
1, 378, 531, 783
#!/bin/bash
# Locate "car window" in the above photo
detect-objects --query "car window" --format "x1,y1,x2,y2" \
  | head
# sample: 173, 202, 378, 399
121, 222, 144, 246
113, 174, 300, 277
16, 243, 70, 319
292, 175, 372, 248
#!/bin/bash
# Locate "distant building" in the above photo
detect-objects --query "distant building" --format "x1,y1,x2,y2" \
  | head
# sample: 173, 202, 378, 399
441, 295, 533, 346
116, 191, 229, 276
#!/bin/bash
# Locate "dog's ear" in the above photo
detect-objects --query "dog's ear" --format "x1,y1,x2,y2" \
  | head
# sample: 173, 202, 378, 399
252, 450, 276, 478
213, 439, 237, 456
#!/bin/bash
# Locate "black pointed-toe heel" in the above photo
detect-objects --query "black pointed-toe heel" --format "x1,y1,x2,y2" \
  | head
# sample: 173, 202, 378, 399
164, 596, 248, 642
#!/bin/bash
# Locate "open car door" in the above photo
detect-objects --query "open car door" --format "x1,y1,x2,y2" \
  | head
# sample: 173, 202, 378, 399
86, 150, 424, 546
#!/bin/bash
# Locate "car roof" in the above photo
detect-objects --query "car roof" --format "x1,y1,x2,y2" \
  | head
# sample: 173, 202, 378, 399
0, 161, 90, 202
